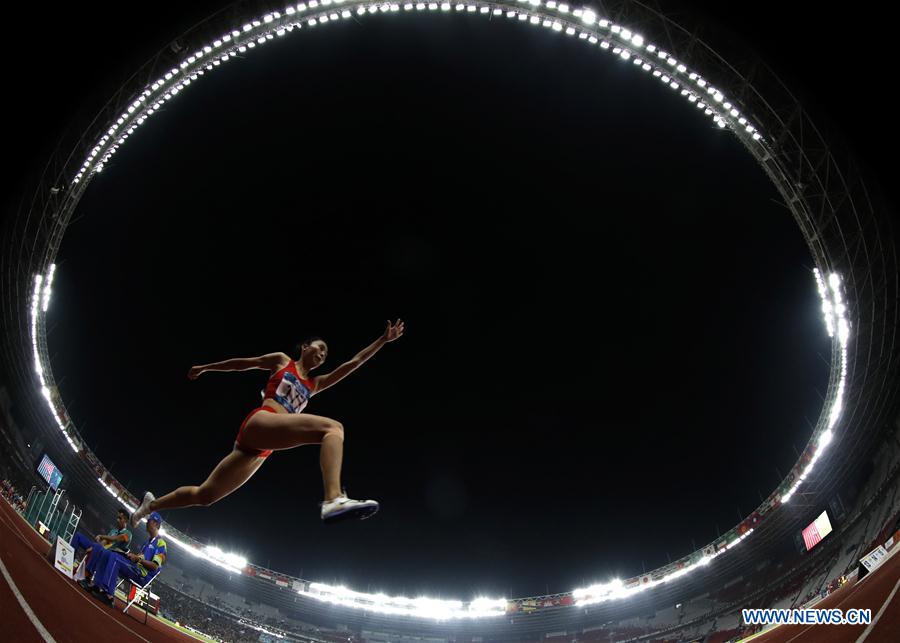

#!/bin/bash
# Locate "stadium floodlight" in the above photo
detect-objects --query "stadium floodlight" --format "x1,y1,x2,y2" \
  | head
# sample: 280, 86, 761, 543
299, 582, 506, 619
42, 264, 56, 312
469, 597, 509, 615
204, 545, 248, 570
31, 276, 43, 364
87, 0, 758, 193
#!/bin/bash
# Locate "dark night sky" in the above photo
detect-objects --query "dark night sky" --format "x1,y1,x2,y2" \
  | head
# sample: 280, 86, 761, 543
3, 2, 896, 598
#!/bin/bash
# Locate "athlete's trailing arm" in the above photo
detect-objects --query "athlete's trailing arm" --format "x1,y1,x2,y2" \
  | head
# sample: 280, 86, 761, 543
188, 352, 288, 379
313, 319, 405, 394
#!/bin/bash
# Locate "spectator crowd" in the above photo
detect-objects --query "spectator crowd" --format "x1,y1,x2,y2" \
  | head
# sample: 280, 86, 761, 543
1, 478, 27, 512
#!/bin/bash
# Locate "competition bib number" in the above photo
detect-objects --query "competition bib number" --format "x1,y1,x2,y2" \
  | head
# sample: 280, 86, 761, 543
275, 372, 312, 413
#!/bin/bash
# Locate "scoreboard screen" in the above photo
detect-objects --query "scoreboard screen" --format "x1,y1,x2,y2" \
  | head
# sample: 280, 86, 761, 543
37, 454, 63, 491
802, 511, 833, 551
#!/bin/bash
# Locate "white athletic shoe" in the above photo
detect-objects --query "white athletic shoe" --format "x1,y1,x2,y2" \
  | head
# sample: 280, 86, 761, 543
131, 491, 155, 527
320, 494, 379, 523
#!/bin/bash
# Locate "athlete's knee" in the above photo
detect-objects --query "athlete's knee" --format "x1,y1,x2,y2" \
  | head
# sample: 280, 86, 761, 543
323, 419, 344, 440
193, 486, 218, 507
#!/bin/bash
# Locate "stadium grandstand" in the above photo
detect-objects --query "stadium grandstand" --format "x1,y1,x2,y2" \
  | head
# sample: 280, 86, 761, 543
2, 1, 900, 642
2, 408, 899, 642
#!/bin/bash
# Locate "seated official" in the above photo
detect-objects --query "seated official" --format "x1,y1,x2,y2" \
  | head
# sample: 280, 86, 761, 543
68, 508, 132, 574
82, 511, 167, 607
71, 508, 132, 554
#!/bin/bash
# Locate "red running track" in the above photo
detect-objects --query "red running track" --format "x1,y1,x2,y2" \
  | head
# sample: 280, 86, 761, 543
742, 544, 900, 643
0, 496, 207, 643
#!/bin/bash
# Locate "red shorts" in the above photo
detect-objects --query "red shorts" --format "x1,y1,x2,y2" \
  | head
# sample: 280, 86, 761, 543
235, 407, 276, 458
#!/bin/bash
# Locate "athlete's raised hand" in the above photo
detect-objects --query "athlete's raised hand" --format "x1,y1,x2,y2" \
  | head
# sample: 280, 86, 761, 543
382, 319, 405, 343
187, 365, 205, 380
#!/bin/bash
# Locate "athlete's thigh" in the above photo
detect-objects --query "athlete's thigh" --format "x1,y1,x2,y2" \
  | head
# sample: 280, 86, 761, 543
241, 411, 337, 450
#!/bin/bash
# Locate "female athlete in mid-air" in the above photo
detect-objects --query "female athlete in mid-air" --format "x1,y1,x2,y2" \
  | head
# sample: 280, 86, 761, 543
131, 319, 404, 525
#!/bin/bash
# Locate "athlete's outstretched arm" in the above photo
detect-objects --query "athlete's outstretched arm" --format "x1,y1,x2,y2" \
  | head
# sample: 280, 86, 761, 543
188, 352, 289, 379
314, 319, 404, 393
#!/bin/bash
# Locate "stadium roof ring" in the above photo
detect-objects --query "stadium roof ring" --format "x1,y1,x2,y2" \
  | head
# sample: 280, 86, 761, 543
3, 0, 899, 624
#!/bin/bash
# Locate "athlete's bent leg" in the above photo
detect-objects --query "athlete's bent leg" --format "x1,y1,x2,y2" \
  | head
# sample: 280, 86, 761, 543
240, 412, 376, 520
320, 431, 344, 502
240, 412, 345, 500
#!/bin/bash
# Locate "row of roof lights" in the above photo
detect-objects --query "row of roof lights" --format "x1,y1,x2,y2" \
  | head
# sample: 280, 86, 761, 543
782, 270, 850, 503
71, 3, 762, 186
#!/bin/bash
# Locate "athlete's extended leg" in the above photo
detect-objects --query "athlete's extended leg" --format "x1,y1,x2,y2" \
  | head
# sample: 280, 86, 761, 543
134, 449, 264, 523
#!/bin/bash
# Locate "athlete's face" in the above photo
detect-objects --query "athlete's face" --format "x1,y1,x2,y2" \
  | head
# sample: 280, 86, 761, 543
116, 512, 127, 529
304, 340, 328, 370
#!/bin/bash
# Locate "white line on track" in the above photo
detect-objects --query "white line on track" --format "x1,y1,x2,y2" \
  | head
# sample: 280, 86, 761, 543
0, 503, 153, 643
855, 576, 900, 643
0, 553, 57, 642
